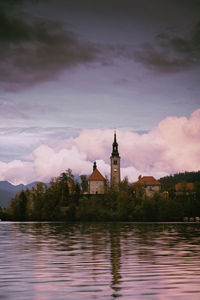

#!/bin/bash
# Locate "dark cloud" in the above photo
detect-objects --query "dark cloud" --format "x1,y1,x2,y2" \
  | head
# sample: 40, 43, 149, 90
0, 5, 101, 90
1, 0, 199, 89
171, 22, 200, 54
55, 0, 200, 16
134, 21, 200, 72
0, 0, 24, 4
0, 0, 39, 6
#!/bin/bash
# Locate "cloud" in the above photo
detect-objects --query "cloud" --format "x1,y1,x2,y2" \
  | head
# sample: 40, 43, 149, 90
1, 0, 199, 91
32, 145, 92, 182
0, 97, 58, 120
0, 109, 200, 185
57, 0, 200, 19
0, 126, 81, 162
0, 160, 35, 185
0, 5, 101, 90
0, 98, 29, 119
134, 21, 200, 72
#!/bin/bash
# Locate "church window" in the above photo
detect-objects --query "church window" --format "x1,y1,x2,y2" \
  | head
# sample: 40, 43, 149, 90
114, 160, 117, 165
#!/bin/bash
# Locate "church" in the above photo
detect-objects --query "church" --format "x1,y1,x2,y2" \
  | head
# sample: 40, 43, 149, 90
88, 131, 161, 197
88, 131, 121, 194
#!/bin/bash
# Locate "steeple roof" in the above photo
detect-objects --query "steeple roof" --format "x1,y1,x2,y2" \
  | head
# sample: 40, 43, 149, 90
88, 168, 105, 181
111, 130, 119, 157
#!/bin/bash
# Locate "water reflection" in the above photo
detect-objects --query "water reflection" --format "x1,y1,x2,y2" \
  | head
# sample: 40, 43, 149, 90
1, 222, 200, 299
110, 224, 122, 298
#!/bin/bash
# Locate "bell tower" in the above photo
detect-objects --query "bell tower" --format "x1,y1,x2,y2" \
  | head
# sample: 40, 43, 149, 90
110, 130, 121, 188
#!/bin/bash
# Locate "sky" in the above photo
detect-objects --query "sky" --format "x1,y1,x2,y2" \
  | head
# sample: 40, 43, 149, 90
0, 0, 200, 184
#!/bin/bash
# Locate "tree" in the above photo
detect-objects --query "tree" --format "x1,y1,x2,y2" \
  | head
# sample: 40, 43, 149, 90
134, 183, 145, 200
116, 190, 134, 221
80, 175, 88, 193
9, 190, 28, 221
119, 176, 129, 192
141, 197, 157, 221
157, 198, 184, 221
73, 181, 81, 205
31, 182, 47, 220
58, 172, 70, 205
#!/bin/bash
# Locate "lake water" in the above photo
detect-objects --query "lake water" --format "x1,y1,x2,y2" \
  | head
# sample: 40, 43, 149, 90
1, 222, 200, 300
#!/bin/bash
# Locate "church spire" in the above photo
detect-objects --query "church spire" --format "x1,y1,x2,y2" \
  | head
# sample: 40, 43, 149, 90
93, 161, 97, 171
110, 130, 121, 187
111, 130, 119, 157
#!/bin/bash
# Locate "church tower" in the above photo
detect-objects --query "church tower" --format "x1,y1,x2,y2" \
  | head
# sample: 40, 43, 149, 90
110, 131, 121, 187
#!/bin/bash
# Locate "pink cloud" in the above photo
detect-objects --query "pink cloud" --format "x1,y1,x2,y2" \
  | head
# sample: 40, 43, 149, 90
32, 145, 92, 182
74, 109, 200, 176
0, 160, 35, 185
0, 109, 200, 185
74, 128, 112, 162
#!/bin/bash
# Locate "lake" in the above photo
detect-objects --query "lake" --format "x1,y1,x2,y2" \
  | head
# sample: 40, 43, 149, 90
0, 222, 200, 299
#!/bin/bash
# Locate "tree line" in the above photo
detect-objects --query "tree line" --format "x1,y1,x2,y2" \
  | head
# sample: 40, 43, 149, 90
159, 171, 200, 189
1, 169, 200, 222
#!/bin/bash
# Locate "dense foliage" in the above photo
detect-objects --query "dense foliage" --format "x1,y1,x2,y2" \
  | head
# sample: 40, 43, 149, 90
159, 171, 200, 189
3, 170, 200, 222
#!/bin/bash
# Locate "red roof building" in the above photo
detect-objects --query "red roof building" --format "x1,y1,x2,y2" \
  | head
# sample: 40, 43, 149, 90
136, 176, 161, 197
137, 176, 161, 186
88, 168, 105, 181
88, 162, 105, 194
175, 182, 194, 192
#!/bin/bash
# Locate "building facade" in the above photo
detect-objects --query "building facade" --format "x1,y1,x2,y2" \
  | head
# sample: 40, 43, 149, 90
175, 182, 195, 196
110, 131, 121, 188
88, 162, 105, 194
136, 176, 161, 197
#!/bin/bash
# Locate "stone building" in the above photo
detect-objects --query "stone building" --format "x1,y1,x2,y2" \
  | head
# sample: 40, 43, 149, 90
136, 176, 161, 197
110, 131, 121, 188
88, 162, 105, 194
175, 182, 195, 196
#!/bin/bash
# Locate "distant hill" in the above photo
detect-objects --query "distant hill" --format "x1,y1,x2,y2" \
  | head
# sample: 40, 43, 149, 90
0, 181, 38, 209
159, 171, 200, 189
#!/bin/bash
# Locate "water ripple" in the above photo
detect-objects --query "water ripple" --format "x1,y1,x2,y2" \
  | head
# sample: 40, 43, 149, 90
1, 222, 200, 299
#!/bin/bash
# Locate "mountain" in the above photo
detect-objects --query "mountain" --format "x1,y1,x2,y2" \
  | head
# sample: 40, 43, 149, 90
0, 181, 38, 209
